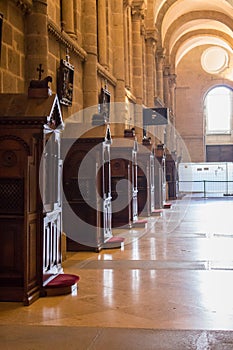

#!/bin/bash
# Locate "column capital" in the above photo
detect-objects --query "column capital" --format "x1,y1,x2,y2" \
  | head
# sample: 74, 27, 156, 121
145, 28, 159, 43
132, 0, 146, 20
163, 65, 170, 76
169, 73, 177, 88
14, 0, 32, 14
156, 47, 166, 60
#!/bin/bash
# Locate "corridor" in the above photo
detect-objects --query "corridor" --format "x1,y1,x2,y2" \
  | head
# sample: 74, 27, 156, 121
1, 195, 233, 349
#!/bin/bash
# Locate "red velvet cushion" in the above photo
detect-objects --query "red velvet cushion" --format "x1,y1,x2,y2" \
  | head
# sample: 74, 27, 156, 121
46, 274, 80, 288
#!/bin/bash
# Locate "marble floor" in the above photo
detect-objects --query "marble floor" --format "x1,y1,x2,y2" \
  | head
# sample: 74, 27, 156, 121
1, 195, 233, 349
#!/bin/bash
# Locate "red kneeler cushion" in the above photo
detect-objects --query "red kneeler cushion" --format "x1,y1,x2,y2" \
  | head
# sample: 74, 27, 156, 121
46, 274, 80, 288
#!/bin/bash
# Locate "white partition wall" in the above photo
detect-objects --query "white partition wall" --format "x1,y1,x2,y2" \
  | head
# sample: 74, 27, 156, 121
178, 162, 233, 196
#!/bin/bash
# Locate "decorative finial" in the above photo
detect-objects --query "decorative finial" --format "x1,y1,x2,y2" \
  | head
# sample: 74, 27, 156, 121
37, 64, 44, 80
106, 124, 112, 143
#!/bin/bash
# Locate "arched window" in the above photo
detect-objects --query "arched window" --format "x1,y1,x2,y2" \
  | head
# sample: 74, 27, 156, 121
205, 86, 233, 134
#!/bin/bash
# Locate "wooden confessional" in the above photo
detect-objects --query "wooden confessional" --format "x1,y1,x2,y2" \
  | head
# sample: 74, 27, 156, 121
0, 89, 63, 305
165, 151, 178, 200
62, 124, 112, 252
111, 137, 138, 228
154, 144, 167, 208
137, 140, 155, 216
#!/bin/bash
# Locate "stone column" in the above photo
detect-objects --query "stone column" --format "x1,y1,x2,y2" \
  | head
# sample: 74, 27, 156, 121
168, 73, 177, 151
127, 2, 133, 89
112, 0, 125, 102
26, 0, 48, 88
156, 48, 165, 103
145, 30, 157, 107
83, 0, 98, 114
61, 0, 75, 38
169, 73, 176, 117
73, 0, 81, 38
163, 65, 170, 107
97, 0, 107, 68
112, 0, 126, 133
131, 1, 146, 129
132, 4, 143, 105
124, 0, 133, 89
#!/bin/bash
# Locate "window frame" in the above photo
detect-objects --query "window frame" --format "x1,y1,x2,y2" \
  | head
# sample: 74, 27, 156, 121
205, 85, 233, 135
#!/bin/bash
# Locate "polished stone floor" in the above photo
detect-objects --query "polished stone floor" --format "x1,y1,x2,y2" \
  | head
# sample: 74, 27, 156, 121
1, 195, 233, 349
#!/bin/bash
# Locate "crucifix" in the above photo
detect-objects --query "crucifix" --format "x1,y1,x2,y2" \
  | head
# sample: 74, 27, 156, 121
37, 64, 44, 80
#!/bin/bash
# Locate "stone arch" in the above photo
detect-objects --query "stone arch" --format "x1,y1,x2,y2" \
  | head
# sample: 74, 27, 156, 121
162, 11, 233, 72
163, 11, 233, 49
201, 79, 233, 107
169, 29, 233, 71
155, 1, 233, 45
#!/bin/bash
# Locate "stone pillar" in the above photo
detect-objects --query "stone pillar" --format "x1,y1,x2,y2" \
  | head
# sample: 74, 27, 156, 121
112, 0, 126, 133
169, 73, 177, 117
83, 0, 98, 114
73, 0, 81, 38
168, 73, 177, 151
131, 1, 146, 129
112, 0, 125, 101
124, 0, 133, 89
132, 3, 143, 105
98, 0, 107, 68
156, 48, 165, 103
61, 0, 75, 38
26, 0, 48, 88
163, 65, 170, 107
145, 30, 157, 107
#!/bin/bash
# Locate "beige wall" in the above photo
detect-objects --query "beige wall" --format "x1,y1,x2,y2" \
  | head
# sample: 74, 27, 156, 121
175, 45, 233, 162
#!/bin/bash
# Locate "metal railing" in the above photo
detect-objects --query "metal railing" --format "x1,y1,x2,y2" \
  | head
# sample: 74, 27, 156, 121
178, 180, 233, 198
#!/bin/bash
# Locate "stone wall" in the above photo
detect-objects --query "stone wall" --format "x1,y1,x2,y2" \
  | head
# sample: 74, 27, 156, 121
176, 45, 233, 162
0, 0, 165, 144
0, 1, 26, 92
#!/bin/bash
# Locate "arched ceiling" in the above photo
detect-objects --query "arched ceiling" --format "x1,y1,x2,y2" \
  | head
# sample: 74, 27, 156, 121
152, 0, 233, 69
175, 36, 233, 67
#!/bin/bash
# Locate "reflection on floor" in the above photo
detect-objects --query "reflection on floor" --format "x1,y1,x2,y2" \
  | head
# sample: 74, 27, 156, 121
1, 195, 233, 349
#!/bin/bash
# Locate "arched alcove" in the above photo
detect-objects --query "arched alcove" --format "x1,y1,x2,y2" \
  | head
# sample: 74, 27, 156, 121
204, 85, 233, 161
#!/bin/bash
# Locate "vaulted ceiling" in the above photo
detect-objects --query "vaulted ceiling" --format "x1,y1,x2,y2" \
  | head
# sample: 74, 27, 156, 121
152, 0, 233, 71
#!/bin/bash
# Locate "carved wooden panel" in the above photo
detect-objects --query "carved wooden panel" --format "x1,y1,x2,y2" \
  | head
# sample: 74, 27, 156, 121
111, 144, 138, 228
137, 150, 155, 216
62, 136, 112, 251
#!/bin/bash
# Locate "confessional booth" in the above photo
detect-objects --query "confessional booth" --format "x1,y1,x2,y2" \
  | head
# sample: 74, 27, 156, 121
137, 139, 155, 216
0, 81, 64, 305
165, 151, 178, 200
154, 143, 167, 208
62, 123, 113, 252
110, 133, 138, 228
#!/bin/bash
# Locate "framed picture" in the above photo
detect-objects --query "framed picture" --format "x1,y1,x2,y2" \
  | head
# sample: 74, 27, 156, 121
57, 58, 74, 106
99, 87, 110, 121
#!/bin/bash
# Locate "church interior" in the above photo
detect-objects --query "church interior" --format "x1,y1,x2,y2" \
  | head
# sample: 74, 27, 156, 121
1, 0, 233, 348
